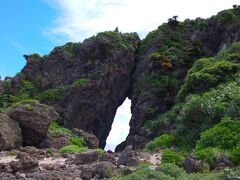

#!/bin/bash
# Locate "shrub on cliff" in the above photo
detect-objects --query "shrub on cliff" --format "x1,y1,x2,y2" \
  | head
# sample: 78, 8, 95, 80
142, 81, 240, 147
177, 42, 240, 101
195, 117, 240, 165
162, 149, 185, 166
144, 134, 175, 151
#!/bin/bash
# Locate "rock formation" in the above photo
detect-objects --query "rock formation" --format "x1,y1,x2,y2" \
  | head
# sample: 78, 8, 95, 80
1, 8, 240, 151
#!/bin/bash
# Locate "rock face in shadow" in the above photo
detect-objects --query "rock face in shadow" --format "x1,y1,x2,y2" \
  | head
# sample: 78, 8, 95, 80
9, 101, 59, 146
11, 32, 140, 148
0, 113, 22, 151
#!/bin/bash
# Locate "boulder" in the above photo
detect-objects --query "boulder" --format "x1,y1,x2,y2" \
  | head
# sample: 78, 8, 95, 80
72, 128, 99, 148
73, 151, 100, 165
80, 161, 114, 180
117, 145, 140, 167
183, 155, 201, 173
0, 113, 22, 151
100, 152, 117, 165
94, 161, 114, 179
11, 152, 39, 173
214, 156, 234, 170
9, 100, 59, 146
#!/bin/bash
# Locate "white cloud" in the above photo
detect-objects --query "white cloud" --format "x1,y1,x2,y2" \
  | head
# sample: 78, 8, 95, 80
44, 0, 238, 42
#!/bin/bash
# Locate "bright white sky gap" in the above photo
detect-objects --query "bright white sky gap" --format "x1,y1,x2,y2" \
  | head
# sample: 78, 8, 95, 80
105, 98, 131, 151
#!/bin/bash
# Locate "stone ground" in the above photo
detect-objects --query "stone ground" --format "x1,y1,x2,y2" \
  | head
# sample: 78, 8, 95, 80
0, 146, 162, 180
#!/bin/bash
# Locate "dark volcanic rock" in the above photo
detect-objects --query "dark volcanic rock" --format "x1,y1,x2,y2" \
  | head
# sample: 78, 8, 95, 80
117, 145, 139, 167
11, 152, 39, 173
9, 100, 59, 146
80, 161, 114, 179
183, 155, 201, 173
13, 32, 140, 148
213, 155, 234, 170
73, 151, 100, 165
0, 113, 22, 151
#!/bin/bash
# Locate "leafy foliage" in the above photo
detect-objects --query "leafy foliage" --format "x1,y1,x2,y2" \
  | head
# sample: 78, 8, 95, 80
73, 78, 90, 88
59, 145, 87, 154
144, 134, 175, 151
70, 136, 85, 148
36, 87, 68, 102
161, 149, 185, 166
178, 42, 240, 101
48, 121, 72, 137
195, 117, 240, 165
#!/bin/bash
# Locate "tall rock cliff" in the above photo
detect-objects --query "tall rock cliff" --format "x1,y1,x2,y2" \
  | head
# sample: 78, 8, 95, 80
120, 8, 240, 150
1, 7, 240, 150
5, 32, 140, 148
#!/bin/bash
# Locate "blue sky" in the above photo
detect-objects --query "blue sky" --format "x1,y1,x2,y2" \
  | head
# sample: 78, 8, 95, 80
0, 0, 238, 150
0, 0, 60, 78
0, 0, 238, 78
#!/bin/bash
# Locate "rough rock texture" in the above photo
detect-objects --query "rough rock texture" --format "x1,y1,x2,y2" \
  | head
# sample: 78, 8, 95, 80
73, 151, 100, 165
72, 128, 99, 148
183, 156, 201, 173
11, 152, 39, 173
117, 145, 139, 167
9, 101, 59, 146
213, 156, 234, 170
0, 113, 22, 151
11, 32, 140, 148
5, 9, 240, 150
39, 134, 70, 149
80, 161, 114, 180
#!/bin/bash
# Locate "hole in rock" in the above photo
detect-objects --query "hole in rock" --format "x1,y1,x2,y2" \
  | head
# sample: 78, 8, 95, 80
105, 98, 131, 151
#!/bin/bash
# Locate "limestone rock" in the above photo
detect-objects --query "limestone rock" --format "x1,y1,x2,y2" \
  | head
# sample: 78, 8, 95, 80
0, 113, 22, 151
117, 145, 140, 167
73, 151, 100, 165
9, 100, 59, 146
11, 152, 39, 173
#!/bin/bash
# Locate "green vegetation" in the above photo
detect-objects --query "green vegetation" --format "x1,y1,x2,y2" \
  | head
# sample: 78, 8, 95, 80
195, 117, 240, 165
48, 121, 88, 154
73, 78, 90, 88
36, 78, 91, 102
69, 136, 85, 148
28, 53, 42, 60
156, 163, 186, 178
146, 74, 178, 95
51, 42, 80, 58
59, 145, 87, 154
217, 9, 236, 24
48, 121, 72, 137
88, 31, 139, 52
144, 107, 156, 116
115, 163, 228, 180
144, 134, 175, 151
36, 87, 68, 102
177, 58, 239, 101
161, 149, 185, 166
